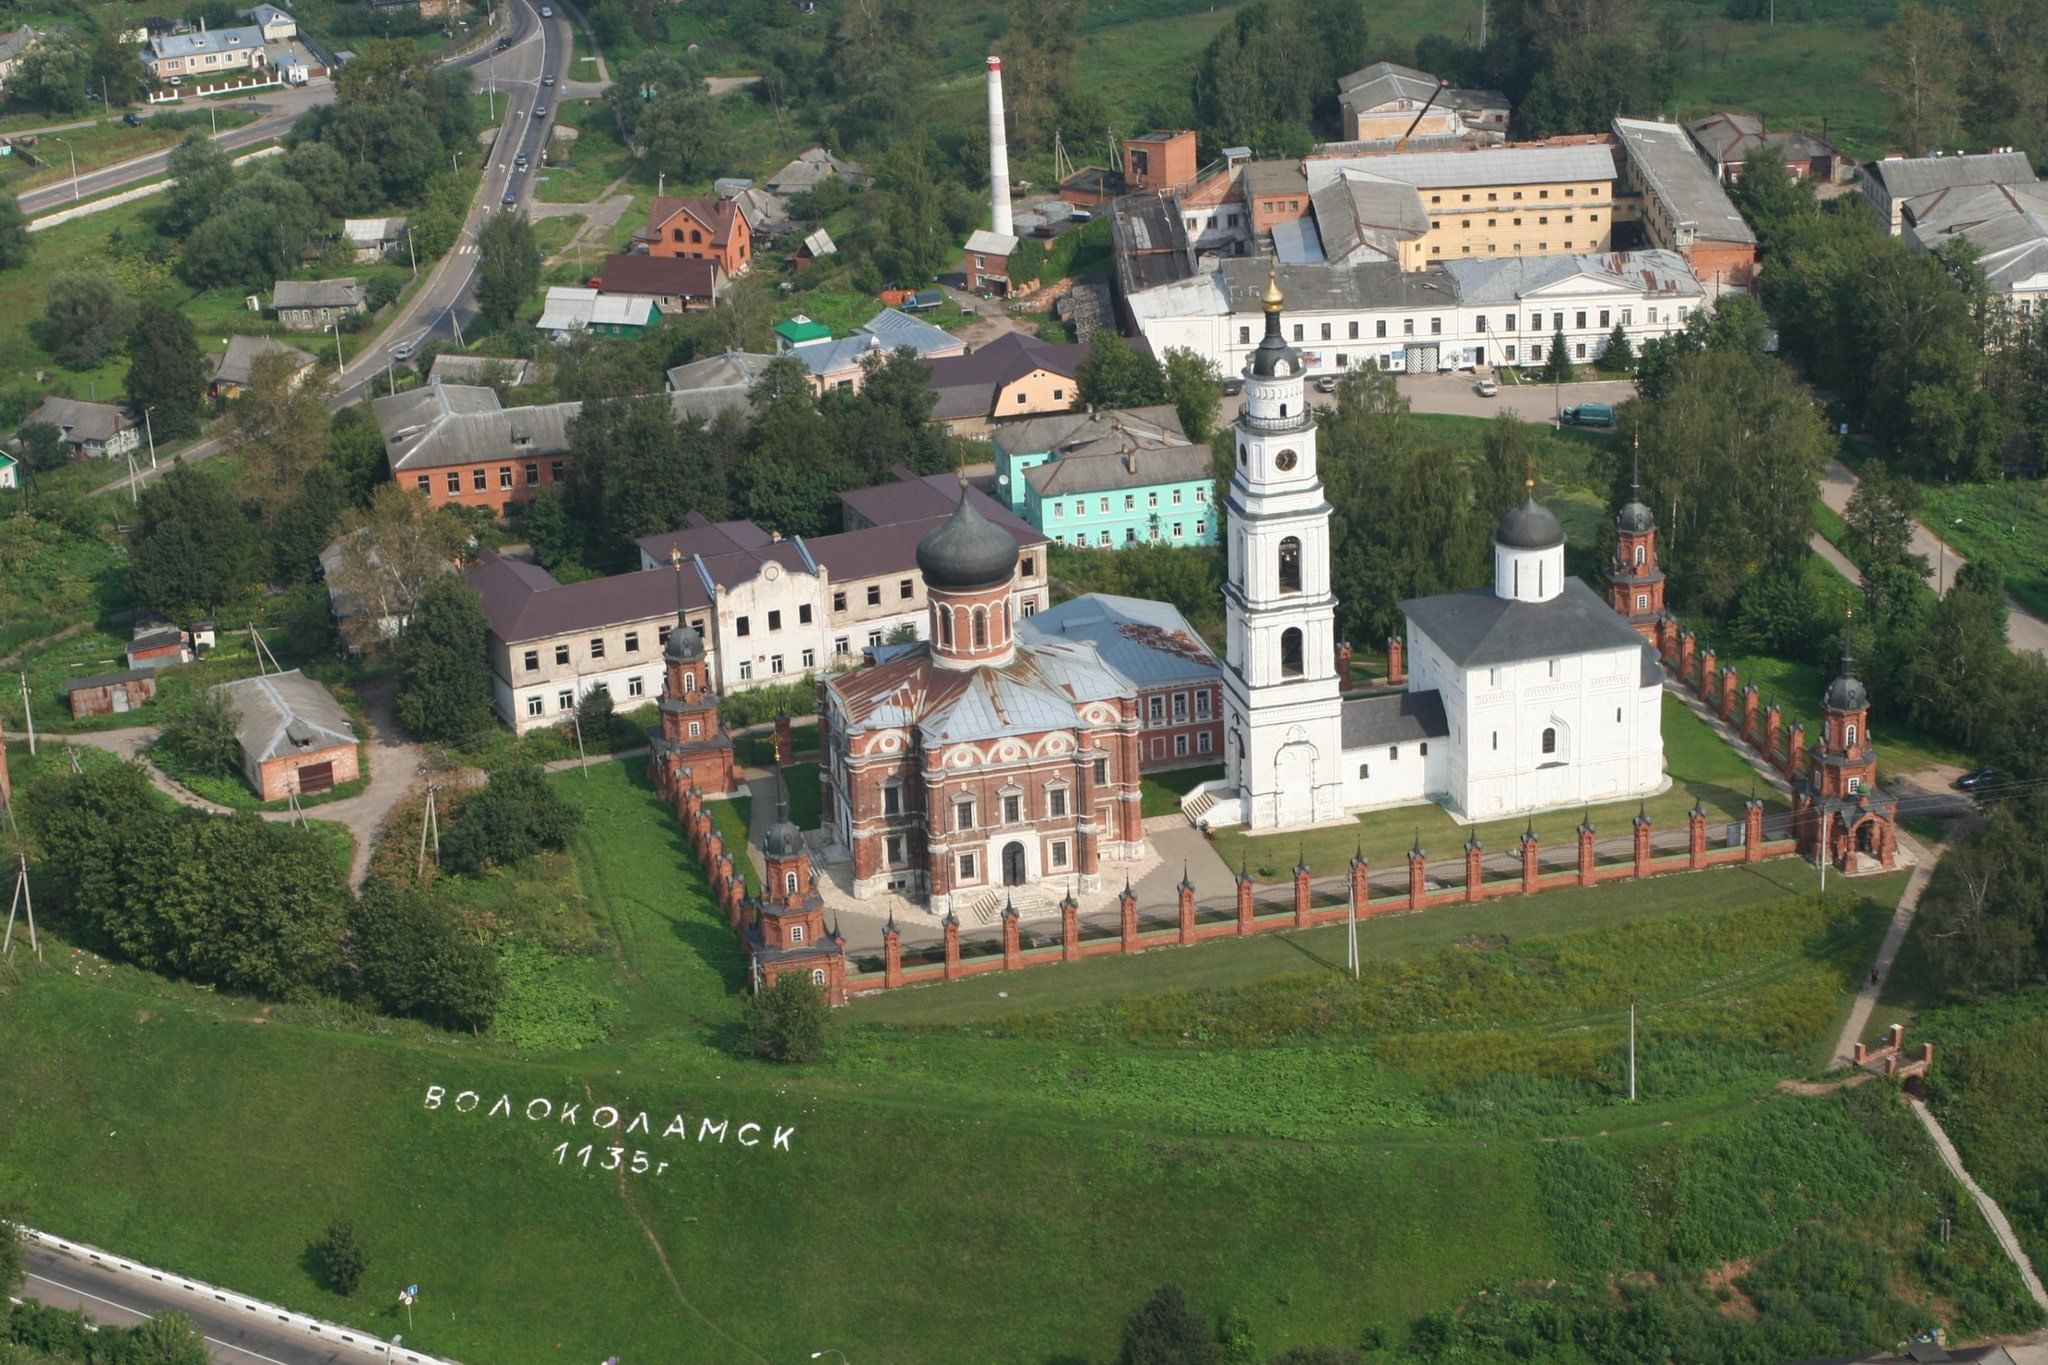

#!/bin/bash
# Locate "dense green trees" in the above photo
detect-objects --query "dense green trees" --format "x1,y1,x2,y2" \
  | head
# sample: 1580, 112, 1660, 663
476, 211, 540, 330
607, 51, 729, 181
394, 578, 497, 743
566, 393, 730, 560
1162, 347, 1222, 442
351, 881, 501, 1030
159, 686, 243, 780
6, 29, 93, 113
0, 190, 28, 271
39, 275, 137, 370
1191, 0, 1368, 153
441, 766, 581, 875
129, 464, 259, 619
181, 169, 323, 289
1869, 2, 1966, 154
737, 972, 831, 1062
288, 39, 477, 210
162, 130, 237, 238
28, 764, 350, 998
125, 302, 208, 441
14, 421, 65, 474
1002, 0, 1085, 150
1119, 1285, 1220, 1365
1075, 330, 1167, 409
1918, 790, 2048, 996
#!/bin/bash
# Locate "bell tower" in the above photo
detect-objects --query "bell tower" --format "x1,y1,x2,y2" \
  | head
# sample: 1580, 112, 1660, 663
1218, 269, 1345, 830
1605, 440, 1665, 638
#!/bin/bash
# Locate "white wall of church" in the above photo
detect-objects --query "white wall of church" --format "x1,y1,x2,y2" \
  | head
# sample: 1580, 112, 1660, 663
1339, 734, 1447, 811
1445, 645, 1663, 820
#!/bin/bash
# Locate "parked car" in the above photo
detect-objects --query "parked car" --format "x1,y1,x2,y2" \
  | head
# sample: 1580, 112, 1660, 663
1475, 377, 1499, 397
1314, 374, 1339, 393
1953, 767, 2006, 793
1220, 377, 1243, 397
502, 190, 518, 208
1561, 402, 1615, 428
122, 111, 143, 126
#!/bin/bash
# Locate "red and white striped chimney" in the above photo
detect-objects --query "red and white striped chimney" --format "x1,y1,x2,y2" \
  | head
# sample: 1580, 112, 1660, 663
986, 55, 1013, 238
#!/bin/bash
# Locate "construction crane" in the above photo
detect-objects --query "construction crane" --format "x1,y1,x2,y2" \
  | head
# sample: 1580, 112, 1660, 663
1392, 79, 1453, 153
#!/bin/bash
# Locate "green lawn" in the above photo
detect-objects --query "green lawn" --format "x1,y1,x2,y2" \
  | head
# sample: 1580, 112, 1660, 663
1212, 691, 1777, 883
533, 97, 632, 205
1141, 762, 1223, 817
2, 753, 2037, 1359
1717, 650, 1973, 779
0, 110, 258, 194
733, 724, 819, 769
1918, 479, 2048, 621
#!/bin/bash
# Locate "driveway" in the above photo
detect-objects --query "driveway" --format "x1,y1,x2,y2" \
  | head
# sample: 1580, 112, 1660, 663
1214, 373, 1635, 426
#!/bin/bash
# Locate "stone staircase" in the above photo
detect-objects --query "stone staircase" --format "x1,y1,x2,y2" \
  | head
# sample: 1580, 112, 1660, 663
962, 884, 1061, 926
1182, 787, 1224, 826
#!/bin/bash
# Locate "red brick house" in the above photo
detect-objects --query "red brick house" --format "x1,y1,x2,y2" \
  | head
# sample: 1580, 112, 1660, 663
643, 196, 752, 278
218, 669, 359, 800
372, 381, 574, 515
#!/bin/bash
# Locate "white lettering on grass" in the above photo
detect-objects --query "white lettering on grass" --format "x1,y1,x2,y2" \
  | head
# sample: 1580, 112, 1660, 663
424, 1086, 794, 1166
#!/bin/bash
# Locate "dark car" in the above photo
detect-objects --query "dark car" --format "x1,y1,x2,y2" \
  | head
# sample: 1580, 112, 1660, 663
1221, 377, 1243, 397
123, 111, 143, 126
1953, 767, 2005, 793
502, 190, 518, 208
496, 36, 510, 49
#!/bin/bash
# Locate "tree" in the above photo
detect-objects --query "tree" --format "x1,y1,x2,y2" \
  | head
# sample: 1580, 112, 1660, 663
607, 51, 729, 180
567, 393, 729, 560
1192, 0, 1354, 155
521, 485, 577, 573
1541, 325, 1574, 384
311, 1219, 369, 1296
39, 274, 137, 370
0, 1210, 21, 1298
1729, 146, 1816, 249
351, 881, 500, 1030
125, 1310, 211, 1365
130, 464, 259, 618
476, 210, 541, 330
575, 681, 616, 735
1601, 324, 1634, 372
162, 130, 237, 238
126, 302, 208, 441
737, 972, 831, 1062
7, 30, 91, 113
16, 421, 67, 474
182, 170, 323, 290
1003, 0, 1084, 148
394, 577, 497, 743
1121, 1285, 1222, 1365
270, 466, 351, 585
227, 350, 334, 516
1076, 330, 1167, 409
441, 765, 582, 874
1842, 464, 1926, 572
1472, 413, 1539, 525
0, 189, 28, 271
870, 127, 953, 284
327, 405, 391, 502
1918, 795, 2048, 995
83, 13, 148, 108
1162, 346, 1221, 442
326, 485, 469, 652
1870, 1, 1966, 154
160, 686, 242, 780
1900, 576, 2012, 753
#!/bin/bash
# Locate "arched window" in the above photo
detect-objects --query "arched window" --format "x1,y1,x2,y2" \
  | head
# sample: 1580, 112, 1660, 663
1846, 723, 1858, 747
1541, 727, 1557, 755
973, 608, 988, 649
1278, 536, 1302, 593
939, 608, 953, 647
1633, 544, 1645, 567
790, 924, 805, 943
810, 968, 827, 986
683, 671, 695, 691
1279, 402, 1289, 418
784, 871, 799, 895
1280, 627, 1304, 677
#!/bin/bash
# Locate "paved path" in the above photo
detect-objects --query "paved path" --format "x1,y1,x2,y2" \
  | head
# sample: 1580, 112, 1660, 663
1818, 459, 2048, 656
64, 683, 421, 888
1828, 830, 1936, 1069
1909, 1097, 2048, 1313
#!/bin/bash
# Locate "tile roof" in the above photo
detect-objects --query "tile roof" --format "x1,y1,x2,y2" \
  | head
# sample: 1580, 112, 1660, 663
1017, 593, 1218, 687
212, 336, 314, 387
217, 669, 355, 762
1340, 688, 1449, 746
1398, 578, 1656, 669
1611, 118, 1757, 246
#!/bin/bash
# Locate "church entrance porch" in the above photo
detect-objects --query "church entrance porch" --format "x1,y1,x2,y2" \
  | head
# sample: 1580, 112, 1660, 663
1274, 742, 1317, 827
1002, 841, 1027, 886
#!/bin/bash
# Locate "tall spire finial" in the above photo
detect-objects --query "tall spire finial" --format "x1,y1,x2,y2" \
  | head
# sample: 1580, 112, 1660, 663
1262, 265, 1284, 313
1631, 430, 1641, 495
1842, 605, 1855, 673
668, 544, 686, 618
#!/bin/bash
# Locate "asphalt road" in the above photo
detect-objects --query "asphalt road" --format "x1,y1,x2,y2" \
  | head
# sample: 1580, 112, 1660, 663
20, 1241, 402, 1365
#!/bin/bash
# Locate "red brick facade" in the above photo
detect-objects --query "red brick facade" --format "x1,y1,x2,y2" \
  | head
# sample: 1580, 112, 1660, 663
405, 455, 570, 516
1134, 680, 1222, 767
647, 617, 738, 800
1606, 498, 1666, 639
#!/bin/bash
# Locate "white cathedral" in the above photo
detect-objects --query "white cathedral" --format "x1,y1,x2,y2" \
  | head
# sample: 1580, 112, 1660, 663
1196, 273, 1668, 831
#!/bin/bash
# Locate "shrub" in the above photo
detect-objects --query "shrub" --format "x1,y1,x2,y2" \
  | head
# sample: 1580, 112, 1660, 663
575, 683, 615, 735
736, 973, 830, 1063
350, 880, 501, 1031
158, 685, 242, 780
440, 766, 581, 875
1120, 1285, 1220, 1365
311, 1219, 368, 1296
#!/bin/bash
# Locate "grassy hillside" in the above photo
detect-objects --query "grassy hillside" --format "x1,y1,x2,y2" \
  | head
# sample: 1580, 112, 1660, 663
0, 750, 2038, 1359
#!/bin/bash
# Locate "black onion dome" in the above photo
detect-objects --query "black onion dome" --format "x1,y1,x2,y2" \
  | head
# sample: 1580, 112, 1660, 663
1823, 670, 1868, 713
917, 489, 1018, 590
1495, 496, 1566, 550
664, 619, 705, 663
764, 818, 806, 858
1616, 498, 1655, 534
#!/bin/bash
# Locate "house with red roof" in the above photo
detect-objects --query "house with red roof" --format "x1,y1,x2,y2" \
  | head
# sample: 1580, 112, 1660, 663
641, 196, 752, 278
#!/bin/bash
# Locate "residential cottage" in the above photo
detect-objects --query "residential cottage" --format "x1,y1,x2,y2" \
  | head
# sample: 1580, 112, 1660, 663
273, 278, 365, 331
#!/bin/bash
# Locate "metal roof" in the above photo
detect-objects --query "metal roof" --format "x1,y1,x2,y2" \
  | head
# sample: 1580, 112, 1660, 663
20, 395, 133, 444
827, 636, 1131, 743
1023, 440, 1213, 496
1440, 249, 1702, 305
1306, 143, 1616, 192
217, 669, 355, 763
1908, 183, 2048, 295
1217, 255, 1456, 315
1340, 689, 1448, 746
992, 406, 1185, 458
1017, 594, 1219, 688
212, 336, 313, 387
666, 350, 775, 394
964, 228, 1019, 255
538, 287, 659, 332
1612, 118, 1757, 245
787, 335, 878, 377
857, 307, 962, 358
1868, 151, 2037, 201
341, 217, 407, 245
373, 381, 574, 473
1310, 170, 1429, 265
150, 23, 264, 58
273, 278, 363, 309
1398, 579, 1655, 669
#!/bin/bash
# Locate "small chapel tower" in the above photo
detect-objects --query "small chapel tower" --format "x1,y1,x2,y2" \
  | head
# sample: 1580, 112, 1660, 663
745, 777, 848, 1004
1218, 268, 1346, 829
1795, 612, 1897, 871
648, 548, 737, 797
1606, 441, 1666, 639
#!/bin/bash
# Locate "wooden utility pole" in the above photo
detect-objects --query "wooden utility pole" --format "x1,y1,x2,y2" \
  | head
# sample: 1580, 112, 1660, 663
4, 854, 39, 962
417, 782, 442, 876
18, 672, 34, 756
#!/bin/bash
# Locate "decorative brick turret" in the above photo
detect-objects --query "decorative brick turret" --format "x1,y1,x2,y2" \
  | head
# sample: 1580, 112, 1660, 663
1236, 861, 1256, 935
1386, 634, 1405, 685
1632, 805, 1652, 878
1519, 822, 1539, 895
649, 547, 736, 798
1577, 815, 1596, 886
1606, 447, 1666, 640
1408, 837, 1427, 910
1292, 854, 1313, 927
1794, 612, 1898, 872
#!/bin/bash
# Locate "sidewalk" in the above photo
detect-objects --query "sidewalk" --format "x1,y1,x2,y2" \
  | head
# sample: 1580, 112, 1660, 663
1908, 1098, 2048, 1313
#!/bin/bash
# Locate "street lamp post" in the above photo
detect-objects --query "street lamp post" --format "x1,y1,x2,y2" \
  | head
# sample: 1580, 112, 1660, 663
52, 136, 79, 202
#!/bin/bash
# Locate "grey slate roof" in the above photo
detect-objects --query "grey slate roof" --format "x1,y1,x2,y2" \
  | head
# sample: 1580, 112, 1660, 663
1341, 689, 1449, 746
58, 668, 155, 696
273, 278, 364, 310
1305, 143, 1616, 193
856, 307, 961, 358
1335, 61, 1442, 111
1216, 255, 1456, 315
992, 405, 1185, 459
1017, 593, 1219, 688
1398, 578, 1655, 669
374, 381, 574, 473
18, 395, 133, 445
1906, 182, 2048, 296
788, 334, 878, 378
1612, 118, 1757, 246
212, 336, 314, 387
1441, 249, 1702, 305
1867, 151, 2037, 201
428, 354, 533, 386
1023, 440, 1214, 496
1310, 171, 1430, 265
217, 669, 355, 762
150, 23, 264, 59
666, 349, 775, 395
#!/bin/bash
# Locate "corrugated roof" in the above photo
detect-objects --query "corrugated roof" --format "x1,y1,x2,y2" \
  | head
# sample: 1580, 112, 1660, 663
857, 307, 962, 358
1440, 249, 1702, 305
1868, 151, 2037, 201
341, 217, 407, 245
1023, 441, 1213, 496
273, 278, 363, 309
964, 228, 1019, 255
212, 336, 314, 386
788, 334, 878, 376
1310, 170, 1429, 265
217, 669, 355, 762
991, 406, 1185, 458
1612, 118, 1757, 246
1398, 579, 1655, 669
1217, 255, 1456, 315
1017, 594, 1218, 688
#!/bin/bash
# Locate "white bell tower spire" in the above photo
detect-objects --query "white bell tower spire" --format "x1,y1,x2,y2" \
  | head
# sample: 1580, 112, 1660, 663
1218, 269, 1345, 830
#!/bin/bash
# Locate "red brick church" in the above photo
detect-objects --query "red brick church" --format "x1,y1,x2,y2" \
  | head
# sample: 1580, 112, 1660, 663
816, 490, 1149, 916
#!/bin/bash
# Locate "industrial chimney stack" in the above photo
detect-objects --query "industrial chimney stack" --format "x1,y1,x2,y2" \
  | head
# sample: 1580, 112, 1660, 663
986, 55, 1013, 237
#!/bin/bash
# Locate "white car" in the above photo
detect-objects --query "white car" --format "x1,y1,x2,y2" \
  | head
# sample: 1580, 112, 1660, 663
539, 5, 552, 13
1475, 377, 1499, 397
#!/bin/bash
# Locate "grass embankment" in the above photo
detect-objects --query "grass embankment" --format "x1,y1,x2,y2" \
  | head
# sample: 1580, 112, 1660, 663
1919, 479, 2048, 622
5, 755, 2035, 1361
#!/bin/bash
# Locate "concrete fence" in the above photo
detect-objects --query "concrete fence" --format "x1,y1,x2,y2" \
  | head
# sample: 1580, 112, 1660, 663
29, 145, 283, 231
20, 1226, 460, 1364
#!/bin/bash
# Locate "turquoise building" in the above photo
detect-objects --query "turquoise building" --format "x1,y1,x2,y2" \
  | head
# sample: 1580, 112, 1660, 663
992, 406, 1218, 549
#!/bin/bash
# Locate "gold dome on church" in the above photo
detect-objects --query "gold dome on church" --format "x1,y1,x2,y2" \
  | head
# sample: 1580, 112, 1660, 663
1261, 267, 1285, 313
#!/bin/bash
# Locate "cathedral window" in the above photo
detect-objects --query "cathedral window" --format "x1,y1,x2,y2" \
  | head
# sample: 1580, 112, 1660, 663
1542, 728, 1557, 755
939, 610, 953, 647
883, 785, 902, 815
956, 801, 976, 831
1281, 627, 1304, 677
1278, 537, 1302, 593
973, 608, 989, 649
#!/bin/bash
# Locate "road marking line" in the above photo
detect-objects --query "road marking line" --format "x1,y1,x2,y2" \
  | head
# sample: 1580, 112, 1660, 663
28, 1272, 333, 1365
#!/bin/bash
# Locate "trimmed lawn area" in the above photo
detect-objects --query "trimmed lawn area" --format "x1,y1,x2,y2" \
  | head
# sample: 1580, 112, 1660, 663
1717, 650, 1973, 779
1141, 762, 1222, 817
1212, 691, 1778, 883
1918, 479, 2048, 621
733, 724, 819, 769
